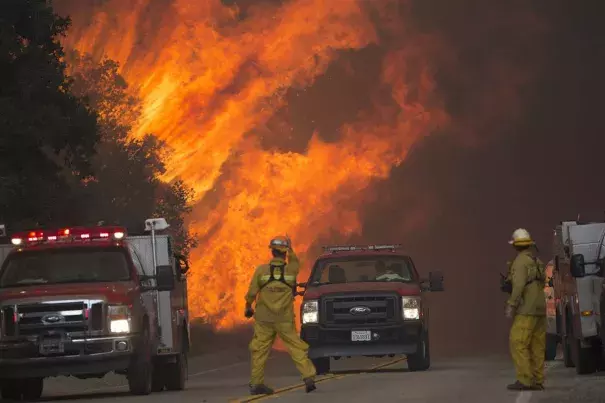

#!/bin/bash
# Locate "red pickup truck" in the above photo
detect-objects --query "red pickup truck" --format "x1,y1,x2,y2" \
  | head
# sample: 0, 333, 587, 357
298, 244, 444, 374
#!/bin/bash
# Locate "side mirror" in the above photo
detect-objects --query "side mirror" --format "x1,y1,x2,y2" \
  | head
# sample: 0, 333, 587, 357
428, 271, 444, 292
570, 254, 586, 278
156, 265, 176, 291
570, 253, 586, 278
175, 254, 190, 275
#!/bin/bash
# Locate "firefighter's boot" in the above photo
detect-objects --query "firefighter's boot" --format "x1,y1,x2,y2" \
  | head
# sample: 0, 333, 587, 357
506, 380, 532, 391
249, 384, 274, 395
304, 377, 316, 393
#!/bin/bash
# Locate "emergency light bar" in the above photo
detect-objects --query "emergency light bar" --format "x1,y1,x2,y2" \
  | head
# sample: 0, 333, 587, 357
322, 244, 403, 253
10, 226, 126, 246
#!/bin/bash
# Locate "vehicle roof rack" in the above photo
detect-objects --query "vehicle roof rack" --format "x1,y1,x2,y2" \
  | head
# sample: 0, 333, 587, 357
322, 244, 403, 253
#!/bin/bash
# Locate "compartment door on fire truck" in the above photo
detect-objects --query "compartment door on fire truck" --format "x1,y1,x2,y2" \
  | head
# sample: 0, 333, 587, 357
127, 235, 175, 352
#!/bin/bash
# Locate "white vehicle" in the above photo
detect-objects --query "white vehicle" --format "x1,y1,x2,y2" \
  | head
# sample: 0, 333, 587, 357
0, 218, 190, 398
551, 220, 605, 374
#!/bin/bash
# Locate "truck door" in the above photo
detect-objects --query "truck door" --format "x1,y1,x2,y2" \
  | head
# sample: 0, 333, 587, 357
127, 244, 159, 342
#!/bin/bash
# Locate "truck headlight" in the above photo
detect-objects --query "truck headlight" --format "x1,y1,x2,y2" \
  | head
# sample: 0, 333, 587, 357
302, 300, 319, 324
110, 319, 130, 333
402, 297, 420, 320
108, 305, 131, 334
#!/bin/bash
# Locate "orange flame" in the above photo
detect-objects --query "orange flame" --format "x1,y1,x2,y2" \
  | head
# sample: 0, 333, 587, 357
56, 0, 448, 329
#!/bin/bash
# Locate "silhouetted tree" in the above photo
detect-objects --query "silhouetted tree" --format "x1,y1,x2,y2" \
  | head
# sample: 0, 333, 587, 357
0, 0, 98, 230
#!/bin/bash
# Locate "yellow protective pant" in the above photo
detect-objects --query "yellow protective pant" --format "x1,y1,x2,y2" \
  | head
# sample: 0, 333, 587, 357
509, 314, 546, 386
249, 320, 316, 385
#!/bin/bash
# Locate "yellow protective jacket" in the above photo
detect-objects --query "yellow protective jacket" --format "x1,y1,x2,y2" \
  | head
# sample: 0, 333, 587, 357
506, 249, 546, 316
245, 250, 300, 323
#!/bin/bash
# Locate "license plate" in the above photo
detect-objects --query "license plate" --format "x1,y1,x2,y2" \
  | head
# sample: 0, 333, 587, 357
351, 330, 371, 342
39, 338, 64, 355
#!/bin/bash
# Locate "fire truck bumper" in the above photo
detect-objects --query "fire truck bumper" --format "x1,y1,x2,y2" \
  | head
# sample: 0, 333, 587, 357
0, 335, 136, 378
301, 321, 424, 359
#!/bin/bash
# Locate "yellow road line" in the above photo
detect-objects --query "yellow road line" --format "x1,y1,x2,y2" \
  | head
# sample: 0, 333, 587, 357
230, 357, 407, 403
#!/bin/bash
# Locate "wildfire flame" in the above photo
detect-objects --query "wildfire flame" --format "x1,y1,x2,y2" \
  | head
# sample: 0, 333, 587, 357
56, 0, 448, 328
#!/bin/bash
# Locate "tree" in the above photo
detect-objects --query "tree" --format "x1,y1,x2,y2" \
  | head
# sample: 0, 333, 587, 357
0, 0, 98, 230
154, 180, 198, 258
67, 51, 197, 257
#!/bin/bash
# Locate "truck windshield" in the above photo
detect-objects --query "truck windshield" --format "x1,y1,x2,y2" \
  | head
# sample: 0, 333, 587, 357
0, 246, 131, 287
309, 256, 415, 285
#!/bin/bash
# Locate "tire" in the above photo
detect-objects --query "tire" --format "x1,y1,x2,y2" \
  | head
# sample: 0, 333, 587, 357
563, 310, 575, 368
545, 334, 558, 361
571, 337, 597, 375
165, 351, 188, 391
151, 362, 165, 392
312, 357, 330, 375
407, 332, 431, 372
568, 311, 597, 375
562, 333, 574, 367
1, 380, 23, 400
22, 378, 43, 401
128, 323, 153, 395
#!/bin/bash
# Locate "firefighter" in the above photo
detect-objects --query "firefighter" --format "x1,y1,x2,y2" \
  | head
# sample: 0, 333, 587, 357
505, 228, 547, 391
244, 235, 317, 395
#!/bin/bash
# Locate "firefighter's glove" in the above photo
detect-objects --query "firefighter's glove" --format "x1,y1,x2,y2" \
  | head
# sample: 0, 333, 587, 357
504, 304, 515, 319
245, 306, 255, 319
500, 275, 512, 294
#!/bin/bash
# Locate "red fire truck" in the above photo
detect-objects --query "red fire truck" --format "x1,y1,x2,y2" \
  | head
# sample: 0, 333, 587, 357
0, 218, 190, 399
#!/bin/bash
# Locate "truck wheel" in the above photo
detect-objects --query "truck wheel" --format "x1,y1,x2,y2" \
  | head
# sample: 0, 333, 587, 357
563, 311, 575, 368
128, 324, 153, 395
571, 337, 597, 375
545, 334, 558, 361
562, 334, 574, 367
1, 380, 23, 400
165, 351, 188, 391
22, 378, 43, 400
407, 332, 431, 372
312, 357, 330, 375
151, 362, 165, 392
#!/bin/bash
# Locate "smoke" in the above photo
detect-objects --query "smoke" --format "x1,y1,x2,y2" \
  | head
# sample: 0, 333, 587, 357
359, 0, 605, 355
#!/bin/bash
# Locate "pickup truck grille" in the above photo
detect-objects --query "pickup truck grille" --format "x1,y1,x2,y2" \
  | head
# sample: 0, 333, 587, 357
1, 300, 105, 338
322, 294, 398, 326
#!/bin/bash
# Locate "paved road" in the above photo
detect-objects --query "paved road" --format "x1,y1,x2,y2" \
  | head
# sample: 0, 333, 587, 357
37, 350, 605, 403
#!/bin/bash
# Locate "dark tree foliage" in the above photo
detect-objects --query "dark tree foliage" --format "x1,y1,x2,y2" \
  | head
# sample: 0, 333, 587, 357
68, 52, 198, 257
155, 180, 198, 259
0, 1, 196, 257
0, 0, 98, 230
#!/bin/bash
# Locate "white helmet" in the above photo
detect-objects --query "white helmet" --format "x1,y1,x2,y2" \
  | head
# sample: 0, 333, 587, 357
509, 228, 535, 246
